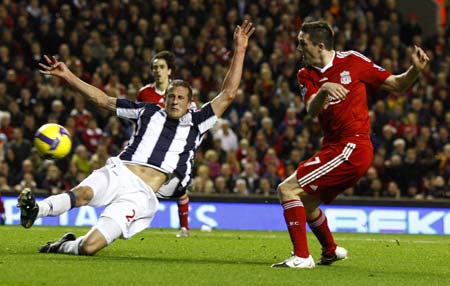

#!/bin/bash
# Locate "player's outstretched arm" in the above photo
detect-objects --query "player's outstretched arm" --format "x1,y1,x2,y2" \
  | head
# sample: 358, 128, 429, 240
381, 46, 429, 92
211, 20, 255, 117
39, 55, 117, 112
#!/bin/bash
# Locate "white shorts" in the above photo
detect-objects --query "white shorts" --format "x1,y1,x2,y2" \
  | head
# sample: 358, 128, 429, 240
79, 157, 159, 239
157, 177, 181, 199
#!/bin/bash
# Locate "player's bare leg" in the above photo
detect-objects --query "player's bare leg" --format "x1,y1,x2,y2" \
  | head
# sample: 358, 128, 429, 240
271, 171, 314, 268
302, 192, 347, 265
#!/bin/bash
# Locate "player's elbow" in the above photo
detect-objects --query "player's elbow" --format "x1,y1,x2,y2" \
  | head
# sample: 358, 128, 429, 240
222, 88, 238, 101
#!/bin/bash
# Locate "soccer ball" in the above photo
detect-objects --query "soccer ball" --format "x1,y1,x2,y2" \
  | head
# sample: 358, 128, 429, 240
34, 123, 72, 159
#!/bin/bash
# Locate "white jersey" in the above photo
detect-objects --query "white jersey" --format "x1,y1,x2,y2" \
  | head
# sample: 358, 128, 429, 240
116, 99, 217, 187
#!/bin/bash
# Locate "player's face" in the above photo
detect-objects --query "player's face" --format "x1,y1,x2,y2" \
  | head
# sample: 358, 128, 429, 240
296, 31, 320, 66
152, 59, 171, 83
165, 86, 190, 119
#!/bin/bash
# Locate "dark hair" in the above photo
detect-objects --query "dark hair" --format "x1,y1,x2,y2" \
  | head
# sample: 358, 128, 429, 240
301, 21, 334, 50
166, 79, 193, 101
151, 50, 176, 73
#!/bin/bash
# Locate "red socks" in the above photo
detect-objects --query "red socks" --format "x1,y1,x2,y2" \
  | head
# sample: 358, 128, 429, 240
307, 208, 337, 256
177, 196, 190, 230
282, 200, 310, 258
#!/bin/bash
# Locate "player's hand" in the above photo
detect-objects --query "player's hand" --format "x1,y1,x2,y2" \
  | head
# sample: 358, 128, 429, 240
411, 46, 429, 71
234, 19, 255, 51
320, 82, 349, 101
39, 55, 70, 79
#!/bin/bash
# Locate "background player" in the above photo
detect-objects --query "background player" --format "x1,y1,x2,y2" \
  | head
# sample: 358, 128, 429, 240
272, 21, 429, 268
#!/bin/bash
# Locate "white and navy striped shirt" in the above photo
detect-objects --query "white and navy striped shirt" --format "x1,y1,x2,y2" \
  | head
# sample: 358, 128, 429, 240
116, 99, 217, 187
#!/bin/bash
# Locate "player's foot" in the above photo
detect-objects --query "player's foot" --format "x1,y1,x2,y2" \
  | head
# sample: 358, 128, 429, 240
271, 255, 315, 269
176, 227, 189, 238
39, 233, 77, 253
317, 246, 348, 265
17, 188, 39, 228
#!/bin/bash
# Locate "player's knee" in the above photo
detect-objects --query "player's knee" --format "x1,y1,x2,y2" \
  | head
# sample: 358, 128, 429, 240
72, 186, 94, 206
276, 182, 298, 201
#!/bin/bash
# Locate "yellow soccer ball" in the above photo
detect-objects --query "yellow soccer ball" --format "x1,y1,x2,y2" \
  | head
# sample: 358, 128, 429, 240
34, 123, 72, 159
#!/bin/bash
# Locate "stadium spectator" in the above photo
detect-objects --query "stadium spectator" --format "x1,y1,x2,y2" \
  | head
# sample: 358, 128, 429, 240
235, 138, 250, 166
0, 112, 13, 141
14, 173, 37, 194
212, 175, 227, 194
41, 163, 70, 195
369, 178, 384, 198
9, 128, 32, 176
234, 178, 249, 196
383, 181, 402, 199
17, 20, 254, 256
225, 151, 241, 177
63, 161, 83, 188
425, 175, 450, 199
103, 116, 128, 155
70, 145, 92, 178
90, 144, 109, 171
243, 147, 262, 176
8, 100, 25, 128
355, 166, 379, 197
213, 119, 239, 152
81, 118, 103, 153
238, 162, 260, 194
192, 164, 214, 194
272, 21, 429, 269
13, 159, 40, 189
258, 177, 274, 197
220, 163, 236, 193
235, 116, 254, 143
70, 97, 93, 134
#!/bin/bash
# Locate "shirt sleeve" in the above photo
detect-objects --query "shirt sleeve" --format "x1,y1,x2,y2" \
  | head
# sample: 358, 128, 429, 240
351, 51, 392, 88
116, 99, 155, 119
297, 68, 317, 105
192, 102, 218, 134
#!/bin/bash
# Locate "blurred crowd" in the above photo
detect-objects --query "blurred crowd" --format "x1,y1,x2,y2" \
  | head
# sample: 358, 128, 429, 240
0, 0, 449, 201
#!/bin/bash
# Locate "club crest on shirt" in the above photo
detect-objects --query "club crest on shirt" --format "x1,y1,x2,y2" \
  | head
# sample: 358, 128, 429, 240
340, 71, 352, 85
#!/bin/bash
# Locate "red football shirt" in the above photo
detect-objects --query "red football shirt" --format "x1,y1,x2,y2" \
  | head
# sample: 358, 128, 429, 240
137, 83, 165, 106
298, 50, 391, 146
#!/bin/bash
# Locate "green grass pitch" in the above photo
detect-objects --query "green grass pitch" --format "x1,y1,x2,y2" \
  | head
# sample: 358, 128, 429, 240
1, 226, 449, 286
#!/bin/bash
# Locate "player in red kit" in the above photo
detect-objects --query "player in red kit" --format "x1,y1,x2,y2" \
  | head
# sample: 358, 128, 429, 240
271, 21, 429, 268
138, 51, 194, 237
137, 51, 173, 105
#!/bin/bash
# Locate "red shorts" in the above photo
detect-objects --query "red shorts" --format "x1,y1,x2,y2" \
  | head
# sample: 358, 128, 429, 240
296, 139, 373, 203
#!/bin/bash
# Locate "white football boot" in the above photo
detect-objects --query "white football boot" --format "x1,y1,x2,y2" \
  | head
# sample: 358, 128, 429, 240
271, 255, 315, 269
176, 227, 190, 238
317, 246, 348, 265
